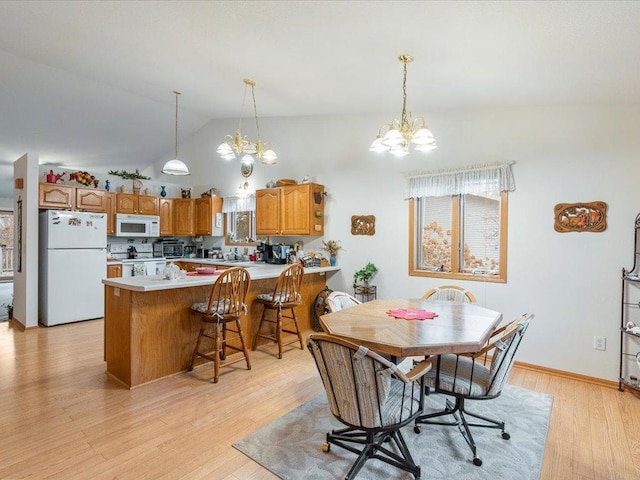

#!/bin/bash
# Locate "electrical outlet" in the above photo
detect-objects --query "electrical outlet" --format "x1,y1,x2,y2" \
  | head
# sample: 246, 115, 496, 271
593, 336, 606, 351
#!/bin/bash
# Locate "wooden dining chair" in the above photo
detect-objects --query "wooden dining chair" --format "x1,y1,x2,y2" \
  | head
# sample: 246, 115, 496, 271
308, 333, 431, 480
422, 284, 477, 303
413, 313, 533, 467
326, 290, 361, 313
252, 263, 304, 359
188, 267, 252, 383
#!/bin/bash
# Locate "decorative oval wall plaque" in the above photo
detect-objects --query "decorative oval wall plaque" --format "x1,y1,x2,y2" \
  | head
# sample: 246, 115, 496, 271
554, 201, 607, 233
351, 215, 375, 236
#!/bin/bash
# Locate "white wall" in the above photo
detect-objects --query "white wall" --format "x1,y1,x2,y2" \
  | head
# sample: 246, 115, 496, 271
152, 104, 640, 382
0, 198, 13, 211
13, 153, 39, 328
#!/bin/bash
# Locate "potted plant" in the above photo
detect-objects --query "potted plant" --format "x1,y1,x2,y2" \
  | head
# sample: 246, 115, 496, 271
2, 294, 13, 320
108, 169, 151, 195
353, 262, 378, 289
322, 240, 342, 266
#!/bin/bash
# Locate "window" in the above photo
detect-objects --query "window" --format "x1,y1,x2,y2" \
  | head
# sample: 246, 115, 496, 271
222, 195, 265, 246
225, 210, 265, 245
0, 211, 13, 280
407, 163, 514, 283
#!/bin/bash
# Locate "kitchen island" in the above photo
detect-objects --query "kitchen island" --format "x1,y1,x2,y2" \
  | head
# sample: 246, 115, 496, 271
102, 263, 339, 388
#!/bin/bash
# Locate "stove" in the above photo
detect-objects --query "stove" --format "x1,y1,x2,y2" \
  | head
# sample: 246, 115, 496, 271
110, 244, 166, 276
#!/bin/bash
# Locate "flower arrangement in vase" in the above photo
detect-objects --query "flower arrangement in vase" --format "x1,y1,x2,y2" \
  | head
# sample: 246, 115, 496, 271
322, 240, 342, 266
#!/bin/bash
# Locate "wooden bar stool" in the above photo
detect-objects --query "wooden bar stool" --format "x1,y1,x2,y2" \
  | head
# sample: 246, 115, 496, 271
252, 263, 304, 359
188, 267, 252, 383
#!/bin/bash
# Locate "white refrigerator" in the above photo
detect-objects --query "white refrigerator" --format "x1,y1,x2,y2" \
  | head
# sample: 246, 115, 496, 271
39, 210, 107, 326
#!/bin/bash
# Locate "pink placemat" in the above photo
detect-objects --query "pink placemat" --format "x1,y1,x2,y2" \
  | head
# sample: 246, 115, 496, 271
386, 308, 438, 320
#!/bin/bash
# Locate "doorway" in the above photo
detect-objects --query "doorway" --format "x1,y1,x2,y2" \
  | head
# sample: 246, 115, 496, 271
0, 210, 14, 321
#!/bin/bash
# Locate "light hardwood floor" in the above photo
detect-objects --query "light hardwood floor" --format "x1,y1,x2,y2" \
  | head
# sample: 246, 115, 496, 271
1, 319, 639, 479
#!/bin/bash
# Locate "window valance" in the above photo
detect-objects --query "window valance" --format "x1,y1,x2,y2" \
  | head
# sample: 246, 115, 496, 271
406, 162, 515, 198
222, 194, 256, 213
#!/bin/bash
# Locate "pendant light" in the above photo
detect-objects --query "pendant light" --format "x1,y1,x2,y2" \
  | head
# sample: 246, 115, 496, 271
162, 90, 190, 176
217, 78, 277, 166
370, 55, 437, 157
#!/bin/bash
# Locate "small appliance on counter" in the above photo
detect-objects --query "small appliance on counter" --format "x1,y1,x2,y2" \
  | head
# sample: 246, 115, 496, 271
265, 244, 293, 265
153, 239, 184, 259
256, 242, 266, 262
183, 245, 196, 258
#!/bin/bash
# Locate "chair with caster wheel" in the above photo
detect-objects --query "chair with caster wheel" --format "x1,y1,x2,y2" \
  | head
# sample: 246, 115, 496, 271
413, 313, 533, 467
307, 333, 432, 479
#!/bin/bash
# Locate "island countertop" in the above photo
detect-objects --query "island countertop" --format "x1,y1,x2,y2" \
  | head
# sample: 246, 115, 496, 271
102, 264, 340, 292
103, 262, 338, 388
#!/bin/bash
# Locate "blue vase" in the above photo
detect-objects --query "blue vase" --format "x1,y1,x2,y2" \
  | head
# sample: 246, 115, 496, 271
160, 185, 167, 197
104, 179, 110, 192
330, 255, 336, 266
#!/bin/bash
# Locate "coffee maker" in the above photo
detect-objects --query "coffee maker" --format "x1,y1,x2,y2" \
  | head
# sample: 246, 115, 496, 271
265, 244, 292, 264
256, 242, 266, 262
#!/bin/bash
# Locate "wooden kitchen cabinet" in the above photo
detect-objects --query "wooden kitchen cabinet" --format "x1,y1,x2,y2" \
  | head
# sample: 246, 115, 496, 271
39, 183, 75, 209
173, 198, 194, 236
138, 195, 159, 215
105, 192, 116, 235
159, 198, 174, 236
194, 196, 223, 236
107, 264, 122, 278
255, 188, 281, 235
115, 193, 159, 215
256, 183, 324, 236
76, 187, 107, 212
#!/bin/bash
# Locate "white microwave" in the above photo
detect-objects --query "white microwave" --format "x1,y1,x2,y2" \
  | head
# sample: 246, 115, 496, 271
115, 214, 160, 238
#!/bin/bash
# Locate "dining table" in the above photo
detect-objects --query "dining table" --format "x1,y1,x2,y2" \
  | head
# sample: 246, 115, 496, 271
320, 298, 503, 358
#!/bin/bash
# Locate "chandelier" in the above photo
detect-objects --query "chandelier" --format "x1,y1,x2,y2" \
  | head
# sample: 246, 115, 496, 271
162, 91, 190, 176
370, 54, 437, 157
217, 78, 277, 166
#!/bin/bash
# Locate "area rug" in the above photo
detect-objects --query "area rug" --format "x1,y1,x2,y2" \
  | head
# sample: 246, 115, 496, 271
234, 384, 553, 480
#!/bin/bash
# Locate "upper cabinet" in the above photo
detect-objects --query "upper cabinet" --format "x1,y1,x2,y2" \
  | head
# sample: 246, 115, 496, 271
256, 183, 324, 236
173, 198, 195, 236
76, 188, 107, 212
194, 196, 224, 236
159, 198, 174, 236
115, 193, 159, 215
105, 192, 116, 235
255, 188, 281, 235
39, 184, 75, 210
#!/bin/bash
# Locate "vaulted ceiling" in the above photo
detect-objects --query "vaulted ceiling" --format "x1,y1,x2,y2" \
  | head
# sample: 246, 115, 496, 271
2, 1, 640, 198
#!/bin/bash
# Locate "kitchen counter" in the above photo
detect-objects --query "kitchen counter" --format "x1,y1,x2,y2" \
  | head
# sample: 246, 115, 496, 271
177, 258, 258, 267
103, 263, 340, 388
102, 264, 339, 291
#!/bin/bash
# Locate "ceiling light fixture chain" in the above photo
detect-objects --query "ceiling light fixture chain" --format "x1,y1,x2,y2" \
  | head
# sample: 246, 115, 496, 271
217, 78, 277, 167
174, 90, 180, 159
370, 54, 437, 157
400, 54, 409, 127
162, 90, 190, 176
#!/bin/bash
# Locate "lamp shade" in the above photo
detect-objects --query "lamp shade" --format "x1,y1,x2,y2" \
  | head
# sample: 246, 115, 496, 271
162, 159, 190, 176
